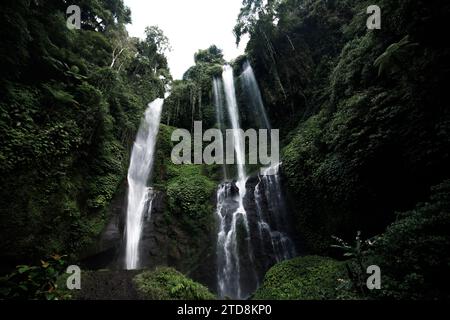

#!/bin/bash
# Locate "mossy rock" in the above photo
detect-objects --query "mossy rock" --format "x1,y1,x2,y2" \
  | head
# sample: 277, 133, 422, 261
253, 256, 359, 300
133, 267, 215, 300
166, 174, 216, 219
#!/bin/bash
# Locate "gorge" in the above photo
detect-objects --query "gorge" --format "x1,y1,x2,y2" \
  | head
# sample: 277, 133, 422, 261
121, 62, 297, 299
1, 0, 448, 301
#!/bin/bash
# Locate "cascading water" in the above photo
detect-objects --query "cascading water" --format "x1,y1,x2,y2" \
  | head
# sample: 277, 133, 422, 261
216, 183, 239, 298
213, 78, 228, 180
254, 164, 296, 266
125, 98, 164, 270
216, 65, 257, 299
241, 62, 296, 263
222, 65, 247, 185
241, 61, 271, 130
215, 62, 297, 299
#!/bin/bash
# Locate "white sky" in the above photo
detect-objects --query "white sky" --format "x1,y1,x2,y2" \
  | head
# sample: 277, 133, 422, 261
124, 0, 249, 79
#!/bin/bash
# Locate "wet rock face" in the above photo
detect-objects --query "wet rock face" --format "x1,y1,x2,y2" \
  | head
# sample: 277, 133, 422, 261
137, 189, 217, 290
82, 183, 217, 290
233, 177, 274, 297
223, 173, 300, 298
229, 181, 240, 197
138, 190, 171, 268
79, 181, 127, 270
84, 170, 299, 297
79, 186, 169, 270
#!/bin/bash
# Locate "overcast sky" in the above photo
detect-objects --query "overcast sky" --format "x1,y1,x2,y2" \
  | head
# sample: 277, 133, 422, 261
124, 0, 249, 79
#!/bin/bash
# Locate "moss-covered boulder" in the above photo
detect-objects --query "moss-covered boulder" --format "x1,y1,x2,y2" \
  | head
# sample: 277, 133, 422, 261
133, 267, 215, 300
167, 172, 216, 219
253, 256, 358, 300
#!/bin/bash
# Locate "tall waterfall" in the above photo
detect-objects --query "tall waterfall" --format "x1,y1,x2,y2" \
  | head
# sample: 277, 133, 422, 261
213, 78, 228, 180
241, 61, 271, 130
241, 62, 296, 263
222, 66, 249, 241
254, 164, 296, 265
216, 66, 257, 299
125, 98, 164, 270
214, 63, 296, 299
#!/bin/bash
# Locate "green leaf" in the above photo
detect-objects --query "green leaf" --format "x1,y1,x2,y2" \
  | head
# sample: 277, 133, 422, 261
17, 265, 30, 274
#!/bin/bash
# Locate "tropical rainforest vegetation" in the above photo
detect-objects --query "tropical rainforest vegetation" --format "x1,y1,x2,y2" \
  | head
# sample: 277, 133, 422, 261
0, 0, 170, 264
1, 0, 449, 300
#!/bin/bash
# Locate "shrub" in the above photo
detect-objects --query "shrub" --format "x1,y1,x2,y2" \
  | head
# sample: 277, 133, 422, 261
253, 256, 359, 300
166, 174, 216, 219
133, 267, 215, 300
0, 254, 69, 300
368, 180, 450, 300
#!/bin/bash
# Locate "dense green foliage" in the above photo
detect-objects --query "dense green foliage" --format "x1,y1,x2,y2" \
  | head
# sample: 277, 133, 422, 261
133, 267, 215, 300
1, 0, 449, 301
161, 45, 224, 130
154, 123, 219, 226
166, 170, 216, 219
146, 125, 219, 276
234, 0, 450, 299
253, 256, 357, 300
238, 0, 450, 254
368, 180, 450, 300
0, 254, 68, 300
0, 0, 170, 264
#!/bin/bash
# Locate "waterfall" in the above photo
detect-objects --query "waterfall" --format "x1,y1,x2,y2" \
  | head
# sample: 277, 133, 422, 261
241, 62, 296, 263
214, 62, 297, 299
215, 65, 257, 299
241, 61, 271, 130
213, 78, 228, 180
254, 164, 296, 265
125, 98, 164, 270
222, 65, 246, 183
215, 183, 239, 298
213, 78, 226, 132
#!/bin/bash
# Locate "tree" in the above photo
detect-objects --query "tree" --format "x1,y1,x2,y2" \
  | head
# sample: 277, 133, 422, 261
194, 45, 225, 64
144, 26, 171, 55
234, 0, 279, 45
107, 26, 137, 70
